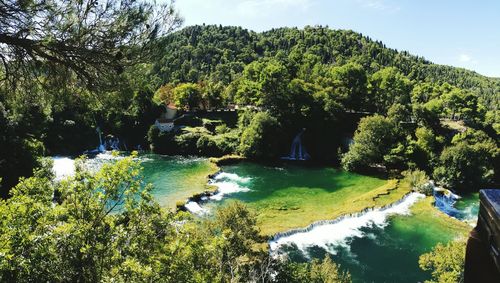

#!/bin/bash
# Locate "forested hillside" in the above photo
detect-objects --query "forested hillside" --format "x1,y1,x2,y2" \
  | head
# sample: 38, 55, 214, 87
154, 25, 499, 108
3, 1, 495, 281
148, 25, 498, 192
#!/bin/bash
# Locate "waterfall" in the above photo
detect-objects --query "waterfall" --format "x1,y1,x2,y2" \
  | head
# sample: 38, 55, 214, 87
84, 127, 122, 154
181, 170, 252, 214
432, 185, 463, 219
282, 129, 310, 161
269, 192, 425, 257
97, 127, 105, 152
52, 157, 76, 181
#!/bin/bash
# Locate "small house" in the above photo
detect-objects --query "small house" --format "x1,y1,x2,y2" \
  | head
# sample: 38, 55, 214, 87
155, 118, 175, 132
154, 103, 178, 132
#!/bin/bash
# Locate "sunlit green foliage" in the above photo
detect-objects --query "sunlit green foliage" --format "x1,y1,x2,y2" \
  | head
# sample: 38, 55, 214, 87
403, 169, 433, 195
239, 112, 282, 159
275, 256, 351, 283
419, 240, 466, 283
0, 156, 352, 282
341, 115, 396, 171
433, 129, 498, 191
2, 22, 498, 195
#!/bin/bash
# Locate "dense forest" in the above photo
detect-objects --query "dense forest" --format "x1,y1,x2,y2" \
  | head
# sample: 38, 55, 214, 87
1, 24, 499, 197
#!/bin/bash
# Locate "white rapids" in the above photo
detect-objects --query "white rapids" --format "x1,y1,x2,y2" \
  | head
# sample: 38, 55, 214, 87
52, 157, 76, 181
209, 172, 252, 201
269, 192, 425, 256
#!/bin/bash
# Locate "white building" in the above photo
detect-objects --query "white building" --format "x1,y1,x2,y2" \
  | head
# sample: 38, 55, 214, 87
155, 119, 175, 132
155, 103, 178, 132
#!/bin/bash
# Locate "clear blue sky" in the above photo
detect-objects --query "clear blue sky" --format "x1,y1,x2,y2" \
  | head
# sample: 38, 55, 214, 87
175, 0, 500, 78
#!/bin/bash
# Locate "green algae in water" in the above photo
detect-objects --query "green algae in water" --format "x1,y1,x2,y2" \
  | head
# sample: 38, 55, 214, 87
140, 154, 216, 209
204, 162, 471, 283
208, 162, 388, 234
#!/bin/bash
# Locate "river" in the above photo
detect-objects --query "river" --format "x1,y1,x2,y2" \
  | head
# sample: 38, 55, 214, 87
53, 153, 477, 282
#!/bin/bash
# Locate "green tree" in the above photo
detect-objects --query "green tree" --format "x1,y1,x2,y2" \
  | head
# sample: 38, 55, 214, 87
0, 153, 169, 281
154, 83, 176, 105
287, 79, 321, 118
239, 112, 282, 159
369, 67, 412, 113
412, 127, 443, 171
0, 102, 44, 197
0, 0, 181, 91
275, 256, 352, 283
322, 63, 368, 111
235, 59, 291, 113
341, 115, 396, 171
419, 240, 466, 283
433, 130, 498, 191
207, 201, 268, 282
3, 154, 351, 282
173, 83, 202, 110
403, 169, 433, 195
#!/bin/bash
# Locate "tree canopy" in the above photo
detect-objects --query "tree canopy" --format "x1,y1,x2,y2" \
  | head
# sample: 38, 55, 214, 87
0, 0, 182, 91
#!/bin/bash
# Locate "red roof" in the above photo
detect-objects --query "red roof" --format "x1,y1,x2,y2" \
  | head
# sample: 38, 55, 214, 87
166, 102, 177, 110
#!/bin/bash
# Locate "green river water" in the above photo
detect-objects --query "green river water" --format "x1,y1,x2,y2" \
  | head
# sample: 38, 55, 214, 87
54, 154, 477, 282
206, 162, 474, 283
139, 154, 216, 208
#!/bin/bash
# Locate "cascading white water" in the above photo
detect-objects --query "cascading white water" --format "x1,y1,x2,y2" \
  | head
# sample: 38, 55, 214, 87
52, 153, 126, 181
182, 171, 252, 214
209, 172, 252, 201
433, 186, 461, 218
52, 157, 75, 181
185, 201, 208, 215
431, 184, 478, 224
269, 192, 425, 257
86, 127, 122, 154
282, 129, 310, 160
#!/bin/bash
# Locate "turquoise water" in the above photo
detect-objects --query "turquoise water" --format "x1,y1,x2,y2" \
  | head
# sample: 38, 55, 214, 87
141, 159, 478, 282
202, 162, 473, 283
205, 162, 387, 234
53, 153, 216, 209
139, 154, 216, 208
454, 193, 480, 223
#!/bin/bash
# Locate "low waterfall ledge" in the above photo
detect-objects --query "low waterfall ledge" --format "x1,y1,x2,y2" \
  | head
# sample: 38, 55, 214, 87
269, 193, 471, 255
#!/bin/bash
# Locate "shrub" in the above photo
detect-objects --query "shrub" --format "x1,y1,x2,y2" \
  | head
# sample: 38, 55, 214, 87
402, 169, 433, 195
419, 240, 466, 283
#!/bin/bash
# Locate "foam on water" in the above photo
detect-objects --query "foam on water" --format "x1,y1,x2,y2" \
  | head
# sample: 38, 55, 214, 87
209, 172, 252, 201
210, 181, 251, 200
95, 152, 124, 160
213, 172, 252, 183
52, 157, 75, 181
52, 152, 149, 179
185, 201, 208, 215
269, 192, 425, 257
